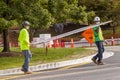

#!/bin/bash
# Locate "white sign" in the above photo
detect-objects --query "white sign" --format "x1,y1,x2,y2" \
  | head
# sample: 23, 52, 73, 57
39, 34, 53, 46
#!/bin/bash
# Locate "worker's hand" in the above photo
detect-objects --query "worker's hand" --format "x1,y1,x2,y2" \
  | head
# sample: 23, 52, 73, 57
30, 43, 36, 48
104, 40, 108, 45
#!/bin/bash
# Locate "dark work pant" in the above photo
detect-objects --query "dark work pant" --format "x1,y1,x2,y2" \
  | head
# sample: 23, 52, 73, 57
94, 41, 104, 62
22, 50, 32, 72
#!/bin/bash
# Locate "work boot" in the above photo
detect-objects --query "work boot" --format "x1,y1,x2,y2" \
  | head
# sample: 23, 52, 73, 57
97, 61, 104, 65
91, 57, 97, 64
24, 71, 32, 74
21, 68, 24, 72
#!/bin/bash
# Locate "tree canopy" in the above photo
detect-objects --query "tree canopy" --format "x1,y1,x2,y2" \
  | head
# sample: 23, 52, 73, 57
78, 0, 120, 26
0, 0, 120, 29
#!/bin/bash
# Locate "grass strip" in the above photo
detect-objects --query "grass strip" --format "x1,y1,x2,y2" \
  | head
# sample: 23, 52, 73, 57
0, 47, 96, 70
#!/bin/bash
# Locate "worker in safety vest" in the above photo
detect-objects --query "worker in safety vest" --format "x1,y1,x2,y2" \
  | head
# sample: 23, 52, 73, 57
18, 21, 32, 74
91, 16, 105, 65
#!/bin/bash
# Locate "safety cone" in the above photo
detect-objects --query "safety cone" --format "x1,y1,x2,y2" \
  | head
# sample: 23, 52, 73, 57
71, 38, 74, 48
111, 37, 114, 46
61, 42, 65, 48
56, 39, 59, 48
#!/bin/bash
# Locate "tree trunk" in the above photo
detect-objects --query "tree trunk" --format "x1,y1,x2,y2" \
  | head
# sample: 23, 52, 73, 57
1, 0, 11, 52
2, 29, 10, 52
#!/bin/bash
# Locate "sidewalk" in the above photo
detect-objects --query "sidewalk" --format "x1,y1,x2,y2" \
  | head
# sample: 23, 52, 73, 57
0, 51, 114, 76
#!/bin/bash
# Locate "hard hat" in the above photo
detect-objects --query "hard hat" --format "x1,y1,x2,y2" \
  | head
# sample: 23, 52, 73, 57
94, 16, 100, 22
22, 21, 30, 27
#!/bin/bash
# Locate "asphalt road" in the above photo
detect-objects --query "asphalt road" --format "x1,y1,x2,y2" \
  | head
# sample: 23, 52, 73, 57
3, 46, 120, 80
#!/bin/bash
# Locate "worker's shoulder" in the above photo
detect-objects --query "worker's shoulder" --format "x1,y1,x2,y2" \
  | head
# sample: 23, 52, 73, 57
20, 28, 27, 32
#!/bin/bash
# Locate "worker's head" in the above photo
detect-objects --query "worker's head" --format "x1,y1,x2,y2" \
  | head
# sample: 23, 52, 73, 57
94, 16, 100, 24
22, 21, 30, 29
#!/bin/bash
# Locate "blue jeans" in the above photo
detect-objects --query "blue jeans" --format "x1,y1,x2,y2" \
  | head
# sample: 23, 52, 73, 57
22, 50, 32, 72
94, 41, 104, 62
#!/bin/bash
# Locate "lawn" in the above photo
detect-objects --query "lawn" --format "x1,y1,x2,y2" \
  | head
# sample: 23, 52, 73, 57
0, 47, 96, 70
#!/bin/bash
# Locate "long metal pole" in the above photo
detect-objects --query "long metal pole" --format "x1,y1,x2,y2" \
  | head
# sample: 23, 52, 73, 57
33, 21, 112, 44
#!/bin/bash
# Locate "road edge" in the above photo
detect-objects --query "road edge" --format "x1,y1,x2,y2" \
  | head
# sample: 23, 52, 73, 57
0, 51, 114, 76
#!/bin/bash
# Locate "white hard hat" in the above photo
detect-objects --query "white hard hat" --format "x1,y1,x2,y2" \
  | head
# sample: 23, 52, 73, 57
22, 21, 30, 27
94, 16, 100, 22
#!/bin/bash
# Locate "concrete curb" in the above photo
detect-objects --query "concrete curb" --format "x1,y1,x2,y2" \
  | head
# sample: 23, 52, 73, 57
0, 51, 114, 76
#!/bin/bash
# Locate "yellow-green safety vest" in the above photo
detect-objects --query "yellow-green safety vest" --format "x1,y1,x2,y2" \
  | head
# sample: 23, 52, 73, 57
18, 28, 30, 50
93, 26, 104, 42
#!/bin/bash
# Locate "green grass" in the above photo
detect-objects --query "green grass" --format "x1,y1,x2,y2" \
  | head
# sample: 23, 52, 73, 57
0, 47, 96, 70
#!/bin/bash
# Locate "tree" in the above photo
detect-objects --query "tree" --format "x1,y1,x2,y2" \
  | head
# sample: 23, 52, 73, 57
13, 0, 53, 29
48, 0, 94, 24
78, 0, 120, 37
69, 6, 88, 24
0, 0, 18, 52
0, 0, 53, 52
48, 0, 69, 23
